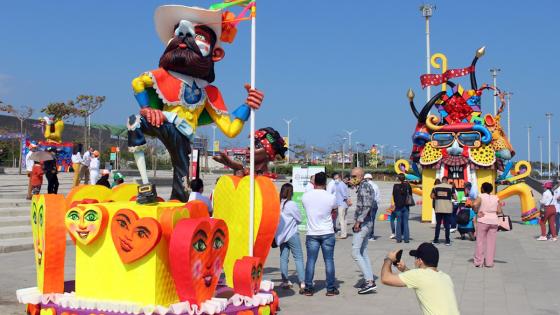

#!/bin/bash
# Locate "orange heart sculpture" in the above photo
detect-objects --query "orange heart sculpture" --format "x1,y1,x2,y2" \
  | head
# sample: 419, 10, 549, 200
110, 208, 162, 264
64, 205, 108, 245
233, 256, 263, 297
169, 218, 229, 306
159, 200, 210, 242
213, 175, 280, 286
65, 185, 112, 209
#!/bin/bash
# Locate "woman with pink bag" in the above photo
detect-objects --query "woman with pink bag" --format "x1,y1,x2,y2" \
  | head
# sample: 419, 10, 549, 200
537, 181, 558, 241
472, 182, 503, 268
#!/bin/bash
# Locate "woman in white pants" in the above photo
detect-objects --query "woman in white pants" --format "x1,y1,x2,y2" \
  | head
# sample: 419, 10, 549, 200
89, 151, 101, 185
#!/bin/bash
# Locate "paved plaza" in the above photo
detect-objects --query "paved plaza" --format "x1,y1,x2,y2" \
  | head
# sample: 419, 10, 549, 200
0, 169, 559, 315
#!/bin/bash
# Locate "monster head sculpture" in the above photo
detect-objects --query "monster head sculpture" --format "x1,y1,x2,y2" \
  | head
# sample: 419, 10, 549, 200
408, 47, 514, 198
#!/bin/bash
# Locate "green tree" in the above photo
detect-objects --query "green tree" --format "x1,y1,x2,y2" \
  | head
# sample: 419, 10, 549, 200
40, 100, 79, 120
0, 103, 33, 174
74, 95, 106, 149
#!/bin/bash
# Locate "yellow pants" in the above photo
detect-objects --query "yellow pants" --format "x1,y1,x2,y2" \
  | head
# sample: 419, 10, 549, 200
72, 163, 81, 187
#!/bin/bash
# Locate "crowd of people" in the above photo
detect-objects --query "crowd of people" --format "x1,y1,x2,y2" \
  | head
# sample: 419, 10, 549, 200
271, 167, 560, 314
25, 143, 126, 198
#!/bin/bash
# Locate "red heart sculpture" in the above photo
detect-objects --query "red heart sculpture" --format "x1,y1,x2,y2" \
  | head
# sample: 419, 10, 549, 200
169, 218, 229, 306
110, 208, 162, 264
233, 256, 263, 297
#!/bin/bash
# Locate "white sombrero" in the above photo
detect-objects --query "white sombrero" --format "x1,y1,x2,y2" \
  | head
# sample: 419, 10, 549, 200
154, 5, 222, 47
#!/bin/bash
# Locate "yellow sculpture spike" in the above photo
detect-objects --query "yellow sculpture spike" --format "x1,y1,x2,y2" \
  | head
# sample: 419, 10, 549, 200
430, 53, 448, 91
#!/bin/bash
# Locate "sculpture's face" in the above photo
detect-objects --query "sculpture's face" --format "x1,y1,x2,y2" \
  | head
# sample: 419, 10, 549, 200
65, 205, 108, 245
31, 196, 45, 268
414, 85, 514, 191
111, 208, 162, 264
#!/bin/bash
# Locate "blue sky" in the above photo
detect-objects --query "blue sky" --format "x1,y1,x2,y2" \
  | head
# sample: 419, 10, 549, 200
1, 0, 559, 161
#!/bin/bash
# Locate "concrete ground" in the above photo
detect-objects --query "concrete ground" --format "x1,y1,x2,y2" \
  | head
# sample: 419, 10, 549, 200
0, 169, 558, 315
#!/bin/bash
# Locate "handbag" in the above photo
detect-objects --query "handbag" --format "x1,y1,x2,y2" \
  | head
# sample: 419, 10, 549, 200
405, 184, 415, 206
497, 215, 512, 232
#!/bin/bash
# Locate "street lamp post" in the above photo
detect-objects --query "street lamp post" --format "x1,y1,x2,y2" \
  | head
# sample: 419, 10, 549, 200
356, 142, 360, 167
342, 138, 347, 174
557, 142, 560, 177
505, 92, 513, 142
283, 117, 295, 163
538, 136, 543, 176
344, 129, 357, 167
211, 125, 217, 157
490, 68, 501, 115
527, 126, 532, 162
420, 4, 435, 102
546, 113, 553, 178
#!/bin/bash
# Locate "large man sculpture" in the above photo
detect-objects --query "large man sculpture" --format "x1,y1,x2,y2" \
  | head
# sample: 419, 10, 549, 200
128, 5, 264, 202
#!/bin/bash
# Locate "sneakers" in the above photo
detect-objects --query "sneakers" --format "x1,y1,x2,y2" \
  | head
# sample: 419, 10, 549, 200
303, 287, 314, 296
450, 228, 457, 233
551, 237, 558, 242
368, 237, 376, 242
280, 281, 292, 289
358, 281, 377, 294
432, 240, 440, 245
390, 233, 396, 239
326, 288, 340, 296
537, 236, 548, 241
445, 241, 451, 246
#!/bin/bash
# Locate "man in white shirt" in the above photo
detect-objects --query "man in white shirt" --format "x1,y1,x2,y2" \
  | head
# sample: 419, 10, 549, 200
365, 173, 380, 241
302, 172, 339, 296
71, 147, 83, 187
329, 172, 351, 239
79, 147, 94, 184
188, 178, 213, 215
304, 175, 315, 193
25, 143, 38, 200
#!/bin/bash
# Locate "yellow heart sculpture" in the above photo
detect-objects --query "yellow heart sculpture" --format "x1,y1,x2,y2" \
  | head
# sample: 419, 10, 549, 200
213, 175, 280, 287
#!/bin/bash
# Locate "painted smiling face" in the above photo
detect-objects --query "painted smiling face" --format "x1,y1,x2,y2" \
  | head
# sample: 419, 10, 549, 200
233, 256, 263, 297
31, 196, 45, 267
65, 205, 108, 245
169, 218, 229, 305
110, 209, 162, 264
30, 194, 66, 293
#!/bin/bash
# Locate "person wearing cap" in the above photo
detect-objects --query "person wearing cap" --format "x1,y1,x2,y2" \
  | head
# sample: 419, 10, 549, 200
538, 180, 557, 241
364, 173, 380, 241
127, 5, 265, 202
43, 147, 59, 194
112, 171, 125, 187
89, 150, 100, 185
381, 243, 460, 315
25, 143, 38, 199
350, 167, 377, 294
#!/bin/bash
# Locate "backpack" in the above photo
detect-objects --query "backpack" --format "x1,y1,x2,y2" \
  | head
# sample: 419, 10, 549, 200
456, 208, 470, 225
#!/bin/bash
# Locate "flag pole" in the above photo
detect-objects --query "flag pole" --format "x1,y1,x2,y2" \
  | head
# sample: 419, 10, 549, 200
249, 1, 256, 257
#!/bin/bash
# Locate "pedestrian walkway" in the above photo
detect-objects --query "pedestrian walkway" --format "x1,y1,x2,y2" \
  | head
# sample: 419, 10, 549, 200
0, 176, 557, 315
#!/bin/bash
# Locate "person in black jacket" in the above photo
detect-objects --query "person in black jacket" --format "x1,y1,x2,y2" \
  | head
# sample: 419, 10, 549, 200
392, 174, 413, 243
43, 147, 59, 194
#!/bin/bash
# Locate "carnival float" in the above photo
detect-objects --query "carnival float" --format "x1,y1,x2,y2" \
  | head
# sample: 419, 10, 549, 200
395, 47, 538, 223
17, 1, 282, 314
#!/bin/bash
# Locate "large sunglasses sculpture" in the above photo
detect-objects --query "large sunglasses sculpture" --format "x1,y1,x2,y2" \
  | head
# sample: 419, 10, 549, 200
395, 47, 537, 222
